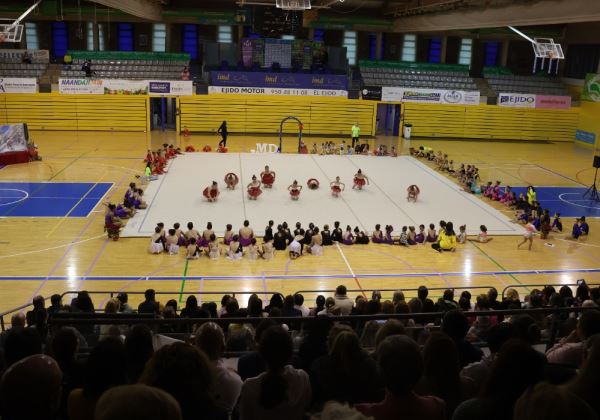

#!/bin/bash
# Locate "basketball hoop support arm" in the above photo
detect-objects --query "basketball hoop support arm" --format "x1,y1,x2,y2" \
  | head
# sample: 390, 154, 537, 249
507, 26, 535, 43
9, 0, 42, 29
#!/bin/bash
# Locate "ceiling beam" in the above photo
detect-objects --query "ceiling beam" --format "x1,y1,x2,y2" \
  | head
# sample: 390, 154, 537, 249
90, 0, 162, 21
391, 0, 600, 32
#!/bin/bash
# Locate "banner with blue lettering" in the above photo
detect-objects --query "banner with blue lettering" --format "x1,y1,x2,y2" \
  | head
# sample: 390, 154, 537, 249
210, 71, 348, 90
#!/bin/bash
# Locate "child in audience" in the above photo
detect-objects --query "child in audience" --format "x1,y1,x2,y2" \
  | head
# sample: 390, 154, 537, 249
426, 223, 437, 242
223, 224, 234, 245
226, 235, 242, 260
476, 225, 492, 243
552, 213, 563, 232
246, 238, 259, 260
371, 224, 384, 244
149, 226, 164, 254
165, 229, 179, 255
186, 238, 201, 260
415, 224, 425, 244
133, 189, 147, 209
407, 226, 417, 245
567, 218, 582, 241
399, 226, 409, 246
457, 225, 467, 244
173, 223, 185, 246
580, 216, 589, 235
208, 234, 220, 259
185, 222, 200, 242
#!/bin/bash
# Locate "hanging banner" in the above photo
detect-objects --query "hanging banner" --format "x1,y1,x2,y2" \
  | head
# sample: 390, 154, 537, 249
498, 93, 537, 108
0, 49, 49, 63
582, 73, 600, 102
211, 71, 348, 90
0, 78, 37, 94
208, 86, 347, 97
381, 87, 480, 105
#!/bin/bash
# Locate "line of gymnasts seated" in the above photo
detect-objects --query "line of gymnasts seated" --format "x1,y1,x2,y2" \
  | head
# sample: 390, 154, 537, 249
149, 219, 487, 258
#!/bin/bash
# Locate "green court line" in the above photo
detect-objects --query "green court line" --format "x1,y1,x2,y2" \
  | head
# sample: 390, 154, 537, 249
178, 259, 190, 304
48, 151, 90, 181
468, 241, 523, 286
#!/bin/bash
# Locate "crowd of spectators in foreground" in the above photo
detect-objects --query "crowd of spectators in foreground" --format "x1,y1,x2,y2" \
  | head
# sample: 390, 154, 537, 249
1, 281, 600, 420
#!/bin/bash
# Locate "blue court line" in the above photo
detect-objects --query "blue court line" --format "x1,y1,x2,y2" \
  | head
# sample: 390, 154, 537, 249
2, 267, 599, 281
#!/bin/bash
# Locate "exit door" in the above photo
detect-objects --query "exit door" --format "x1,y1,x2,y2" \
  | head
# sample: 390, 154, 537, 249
150, 97, 177, 131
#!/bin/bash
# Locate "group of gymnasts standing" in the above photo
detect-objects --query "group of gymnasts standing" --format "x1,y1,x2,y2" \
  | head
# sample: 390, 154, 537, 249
201, 165, 374, 202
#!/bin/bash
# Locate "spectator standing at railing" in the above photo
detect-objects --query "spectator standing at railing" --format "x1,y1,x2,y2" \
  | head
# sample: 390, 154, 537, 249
181, 66, 190, 81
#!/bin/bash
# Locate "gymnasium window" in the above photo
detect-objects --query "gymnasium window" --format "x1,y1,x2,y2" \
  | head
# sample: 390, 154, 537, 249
313, 29, 324, 42
87, 22, 94, 51
52, 22, 68, 58
218, 25, 232, 43
484, 41, 499, 67
459, 38, 473, 66
344, 31, 357, 66
118, 23, 134, 52
25, 22, 39, 50
153, 23, 166, 52
182, 24, 198, 60
428, 37, 442, 63
282, 34, 295, 41
98, 24, 106, 51
402, 34, 416, 62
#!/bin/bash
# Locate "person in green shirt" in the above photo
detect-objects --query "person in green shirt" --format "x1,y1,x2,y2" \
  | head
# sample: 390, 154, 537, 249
351, 122, 361, 148
144, 162, 158, 182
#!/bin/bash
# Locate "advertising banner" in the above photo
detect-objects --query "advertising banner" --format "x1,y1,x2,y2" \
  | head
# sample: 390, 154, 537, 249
59, 79, 192, 95
149, 81, 193, 96
0, 78, 37, 94
535, 95, 571, 109
361, 86, 382, 101
498, 93, 537, 108
582, 73, 600, 102
0, 49, 49, 62
208, 86, 347, 97
211, 71, 348, 90
381, 87, 480, 105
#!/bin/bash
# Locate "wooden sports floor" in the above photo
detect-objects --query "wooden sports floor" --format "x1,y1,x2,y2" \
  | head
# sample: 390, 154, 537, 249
1, 130, 599, 315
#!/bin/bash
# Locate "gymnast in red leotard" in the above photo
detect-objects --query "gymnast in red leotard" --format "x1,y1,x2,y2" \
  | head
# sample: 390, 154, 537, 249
224, 173, 239, 190
288, 180, 302, 200
247, 175, 262, 200
203, 181, 220, 202
260, 165, 276, 188
330, 176, 345, 197
407, 185, 420, 202
352, 169, 369, 190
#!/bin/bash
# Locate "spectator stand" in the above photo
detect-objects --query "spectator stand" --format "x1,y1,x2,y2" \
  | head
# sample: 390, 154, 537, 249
61, 51, 190, 81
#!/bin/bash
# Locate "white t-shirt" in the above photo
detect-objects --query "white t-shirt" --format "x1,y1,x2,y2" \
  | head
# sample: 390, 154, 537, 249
239, 365, 311, 420
295, 305, 310, 317
211, 358, 243, 413
289, 240, 302, 254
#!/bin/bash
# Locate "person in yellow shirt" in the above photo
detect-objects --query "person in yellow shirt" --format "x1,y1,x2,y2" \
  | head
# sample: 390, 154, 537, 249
351, 122, 361, 148
432, 222, 457, 252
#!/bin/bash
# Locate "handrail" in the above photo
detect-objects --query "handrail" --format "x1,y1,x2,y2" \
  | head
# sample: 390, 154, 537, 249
501, 283, 599, 299
295, 286, 496, 299
48, 306, 591, 326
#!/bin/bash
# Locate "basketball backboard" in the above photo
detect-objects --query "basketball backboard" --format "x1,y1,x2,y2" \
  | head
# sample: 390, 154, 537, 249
0, 21, 24, 43
276, 0, 312, 10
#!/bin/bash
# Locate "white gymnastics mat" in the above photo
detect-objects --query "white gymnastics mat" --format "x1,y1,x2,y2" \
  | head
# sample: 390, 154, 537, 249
121, 153, 524, 237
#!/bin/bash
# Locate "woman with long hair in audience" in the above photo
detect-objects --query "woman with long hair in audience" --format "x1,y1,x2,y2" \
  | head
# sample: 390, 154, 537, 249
310, 330, 383, 407
239, 326, 311, 420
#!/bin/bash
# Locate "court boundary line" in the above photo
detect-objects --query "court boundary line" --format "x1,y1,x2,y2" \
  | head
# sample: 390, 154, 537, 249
336, 242, 365, 296
4, 266, 600, 281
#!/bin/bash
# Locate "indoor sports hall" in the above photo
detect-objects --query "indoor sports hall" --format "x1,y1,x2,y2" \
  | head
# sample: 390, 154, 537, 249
1, 0, 600, 418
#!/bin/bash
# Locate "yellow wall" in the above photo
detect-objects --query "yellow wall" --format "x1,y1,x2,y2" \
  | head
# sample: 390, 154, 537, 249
179, 95, 377, 136
403, 103, 580, 142
0, 94, 148, 132
576, 101, 600, 148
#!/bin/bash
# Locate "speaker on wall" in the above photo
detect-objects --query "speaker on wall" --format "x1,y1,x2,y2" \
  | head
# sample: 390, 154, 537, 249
594, 155, 600, 169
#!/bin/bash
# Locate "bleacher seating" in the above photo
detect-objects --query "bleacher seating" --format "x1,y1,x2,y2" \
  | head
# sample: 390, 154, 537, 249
485, 74, 569, 96
0, 61, 48, 79
359, 60, 479, 91
60, 51, 190, 80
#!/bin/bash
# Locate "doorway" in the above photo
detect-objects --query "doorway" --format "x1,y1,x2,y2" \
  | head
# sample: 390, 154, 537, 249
150, 97, 177, 131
